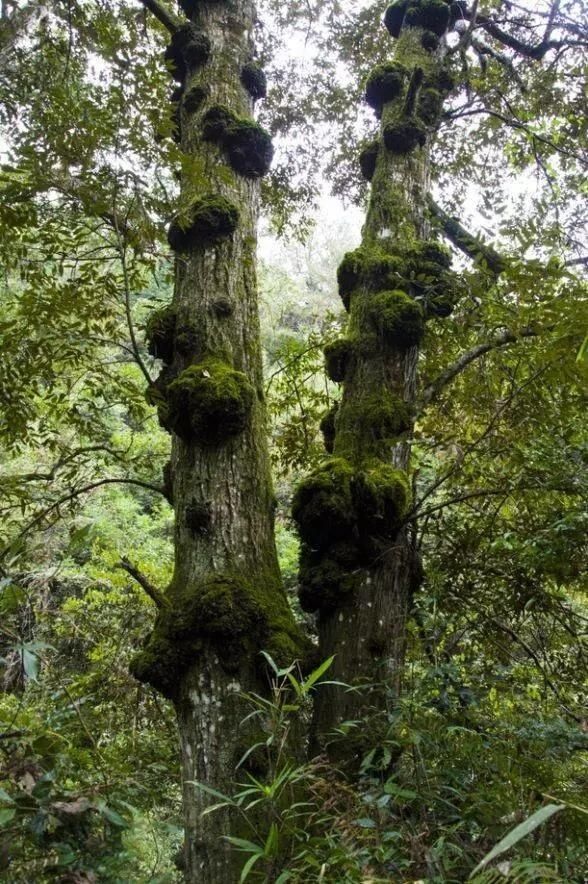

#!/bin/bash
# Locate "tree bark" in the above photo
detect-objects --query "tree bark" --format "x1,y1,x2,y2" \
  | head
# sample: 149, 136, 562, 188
131, 2, 306, 880
295, 21, 458, 762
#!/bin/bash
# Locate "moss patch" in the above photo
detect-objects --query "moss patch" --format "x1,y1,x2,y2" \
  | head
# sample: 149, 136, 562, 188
164, 25, 210, 82
291, 458, 355, 550
337, 394, 412, 457
298, 541, 362, 613
359, 140, 379, 182
324, 338, 353, 383
241, 63, 267, 100
404, 0, 450, 36
131, 572, 307, 699
365, 63, 406, 112
421, 29, 440, 52
146, 305, 176, 364
163, 358, 254, 444
183, 84, 208, 114
174, 322, 201, 357
167, 194, 239, 252
319, 403, 338, 454
337, 246, 403, 310
350, 461, 411, 539
418, 87, 443, 126
383, 118, 427, 154
368, 290, 425, 349
202, 105, 274, 178
384, 1, 408, 37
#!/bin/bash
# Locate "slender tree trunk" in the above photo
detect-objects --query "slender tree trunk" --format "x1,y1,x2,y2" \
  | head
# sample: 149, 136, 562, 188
294, 13, 459, 762
131, 2, 306, 880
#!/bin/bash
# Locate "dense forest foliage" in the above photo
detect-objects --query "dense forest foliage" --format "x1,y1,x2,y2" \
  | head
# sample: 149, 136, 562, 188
0, 0, 587, 881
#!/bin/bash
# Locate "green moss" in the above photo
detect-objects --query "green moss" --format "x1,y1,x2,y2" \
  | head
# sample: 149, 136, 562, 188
183, 84, 208, 113
351, 460, 411, 539
298, 541, 362, 613
383, 118, 427, 154
319, 403, 338, 454
324, 338, 353, 383
164, 25, 210, 82
131, 571, 308, 699
418, 87, 443, 126
202, 106, 274, 179
167, 194, 239, 252
291, 458, 355, 550
365, 63, 406, 112
409, 239, 452, 269
164, 358, 254, 444
421, 29, 440, 52
145, 305, 176, 364
368, 290, 425, 349
241, 63, 267, 100
337, 246, 403, 310
337, 394, 412, 457
404, 0, 450, 36
359, 140, 379, 182
384, 1, 408, 37
174, 322, 201, 356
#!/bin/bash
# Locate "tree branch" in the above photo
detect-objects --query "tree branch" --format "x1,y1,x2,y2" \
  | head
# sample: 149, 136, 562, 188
137, 0, 180, 34
427, 196, 507, 275
467, 8, 587, 60
421, 326, 539, 408
119, 558, 169, 609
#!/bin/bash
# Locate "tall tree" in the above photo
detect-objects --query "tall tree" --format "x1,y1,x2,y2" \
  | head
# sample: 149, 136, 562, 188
291, 0, 587, 760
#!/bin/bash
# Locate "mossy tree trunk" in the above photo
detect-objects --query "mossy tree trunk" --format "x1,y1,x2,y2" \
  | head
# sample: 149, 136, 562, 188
132, 1, 305, 880
293, 5, 460, 762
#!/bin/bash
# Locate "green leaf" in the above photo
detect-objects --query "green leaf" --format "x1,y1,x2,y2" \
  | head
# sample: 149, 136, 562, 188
0, 808, 16, 826
469, 804, 565, 877
240, 851, 263, 882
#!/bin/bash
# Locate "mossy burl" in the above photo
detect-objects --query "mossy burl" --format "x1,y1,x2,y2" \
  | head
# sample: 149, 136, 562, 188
418, 87, 443, 126
421, 29, 440, 51
146, 305, 176, 364
365, 63, 406, 112
337, 393, 412, 456
291, 458, 355, 550
183, 84, 208, 114
319, 402, 338, 454
241, 63, 267, 100
298, 540, 362, 612
164, 24, 210, 82
167, 194, 239, 252
162, 358, 254, 444
185, 499, 211, 536
131, 571, 308, 699
384, 118, 427, 154
350, 460, 411, 538
404, 0, 450, 36
202, 105, 274, 179
384, 1, 409, 37
324, 338, 353, 383
359, 140, 379, 182
337, 246, 403, 310
368, 290, 425, 349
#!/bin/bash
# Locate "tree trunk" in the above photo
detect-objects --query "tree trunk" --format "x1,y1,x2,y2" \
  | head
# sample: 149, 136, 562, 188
131, 2, 306, 880
294, 18, 458, 762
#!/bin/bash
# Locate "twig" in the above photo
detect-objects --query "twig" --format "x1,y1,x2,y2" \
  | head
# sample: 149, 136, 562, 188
119, 558, 169, 609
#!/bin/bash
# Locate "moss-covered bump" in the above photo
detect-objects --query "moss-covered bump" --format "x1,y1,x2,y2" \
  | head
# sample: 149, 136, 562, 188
185, 500, 211, 536
131, 572, 308, 698
164, 24, 211, 82
183, 84, 208, 114
404, 0, 450, 36
421, 29, 440, 51
146, 305, 177, 364
365, 63, 406, 112
202, 106, 274, 178
167, 195, 239, 252
418, 87, 443, 126
337, 246, 403, 310
319, 403, 338, 454
298, 541, 362, 613
241, 63, 268, 100
383, 118, 427, 154
409, 239, 452, 269
351, 460, 411, 538
292, 458, 355, 549
174, 322, 201, 357
324, 338, 353, 383
337, 394, 412, 456
368, 290, 425, 349
384, 1, 409, 37
164, 358, 254, 444
359, 140, 379, 182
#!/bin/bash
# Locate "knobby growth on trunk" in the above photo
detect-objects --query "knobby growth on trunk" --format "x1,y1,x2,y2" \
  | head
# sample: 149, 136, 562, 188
129, 1, 307, 879
292, 0, 478, 761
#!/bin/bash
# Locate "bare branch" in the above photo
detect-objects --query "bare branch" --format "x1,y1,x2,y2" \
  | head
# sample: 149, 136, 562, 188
119, 558, 169, 609
427, 196, 506, 274
421, 326, 539, 408
137, 0, 180, 34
